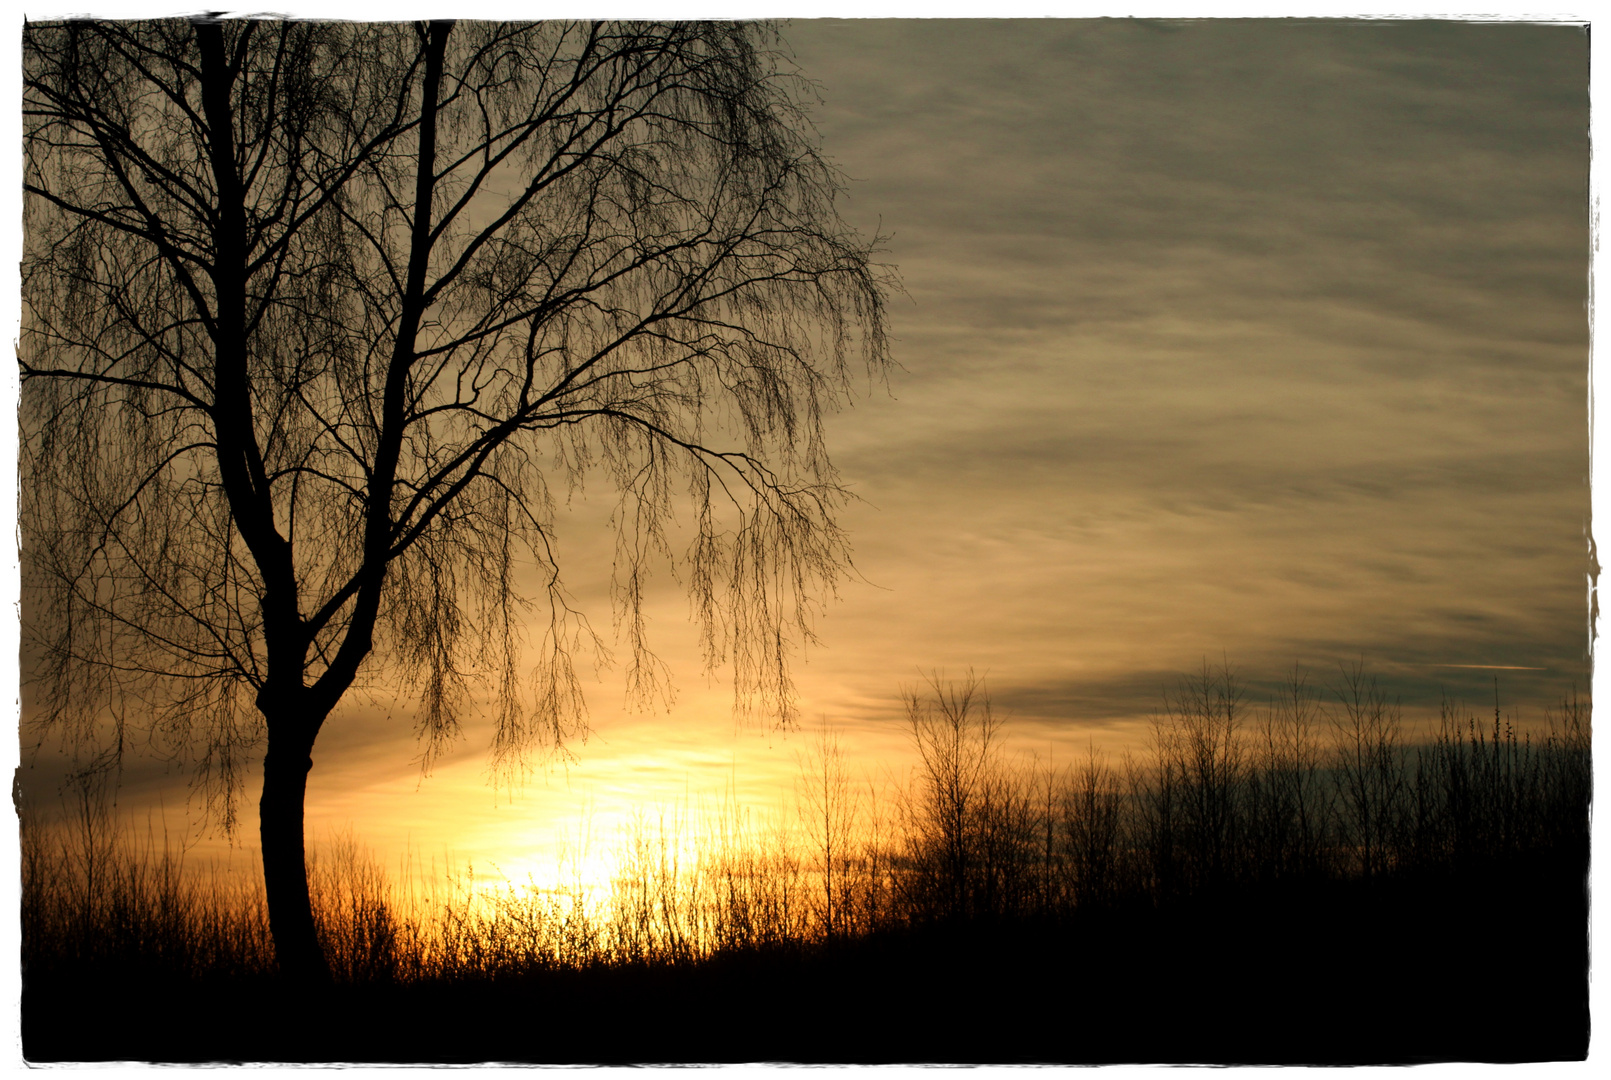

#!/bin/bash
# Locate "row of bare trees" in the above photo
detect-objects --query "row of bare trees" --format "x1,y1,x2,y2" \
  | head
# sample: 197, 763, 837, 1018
788, 665, 1590, 931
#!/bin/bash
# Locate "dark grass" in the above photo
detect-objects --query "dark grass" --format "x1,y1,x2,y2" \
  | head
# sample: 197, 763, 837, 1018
25, 853, 1586, 1064
20, 668, 1591, 1063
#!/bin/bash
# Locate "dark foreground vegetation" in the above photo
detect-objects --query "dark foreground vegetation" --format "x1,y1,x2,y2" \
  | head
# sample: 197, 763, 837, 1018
21, 666, 1590, 1063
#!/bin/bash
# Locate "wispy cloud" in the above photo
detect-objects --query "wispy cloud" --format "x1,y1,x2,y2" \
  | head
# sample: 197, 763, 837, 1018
789, 18, 1588, 730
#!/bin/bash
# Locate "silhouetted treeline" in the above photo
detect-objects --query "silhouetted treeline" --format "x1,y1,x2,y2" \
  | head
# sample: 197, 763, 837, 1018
797, 664, 1589, 930
20, 663, 1589, 1062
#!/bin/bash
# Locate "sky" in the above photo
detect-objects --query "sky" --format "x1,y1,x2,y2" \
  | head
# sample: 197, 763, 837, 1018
790, 18, 1590, 715
9, 15, 1595, 891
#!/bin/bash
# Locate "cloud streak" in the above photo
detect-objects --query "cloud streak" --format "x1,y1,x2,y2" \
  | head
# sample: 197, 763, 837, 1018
786, 17, 1589, 731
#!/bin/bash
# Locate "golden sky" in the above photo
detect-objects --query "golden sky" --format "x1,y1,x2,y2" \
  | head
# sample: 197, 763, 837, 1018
14, 18, 1593, 889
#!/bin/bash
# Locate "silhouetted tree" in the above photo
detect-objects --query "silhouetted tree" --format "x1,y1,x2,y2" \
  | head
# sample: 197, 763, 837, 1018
796, 722, 858, 939
1245, 665, 1331, 881
1144, 660, 1245, 895
1330, 661, 1406, 879
22, 17, 890, 981
901, 672, 1036, 921
1063, 743, 1122, 908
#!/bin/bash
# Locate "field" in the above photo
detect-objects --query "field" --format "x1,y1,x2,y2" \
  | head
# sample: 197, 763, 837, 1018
20, 667, 1590, 1063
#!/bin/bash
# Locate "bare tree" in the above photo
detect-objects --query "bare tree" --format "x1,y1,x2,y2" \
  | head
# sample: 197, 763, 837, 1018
901, 671, 1016, 920
1145, 660, 1245, 894
1064, 742, 1123, 908
795, 721, 858, 940
1330, 661, 1406, 879
21, 17, 890, 981
1245, 664, 1331, 881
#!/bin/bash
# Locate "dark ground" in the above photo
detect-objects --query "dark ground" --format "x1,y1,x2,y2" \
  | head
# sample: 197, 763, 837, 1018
22, 853, 1588, 1064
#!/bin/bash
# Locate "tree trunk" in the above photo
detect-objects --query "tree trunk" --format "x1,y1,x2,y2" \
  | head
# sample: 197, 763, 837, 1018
260, 724, 330, 984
